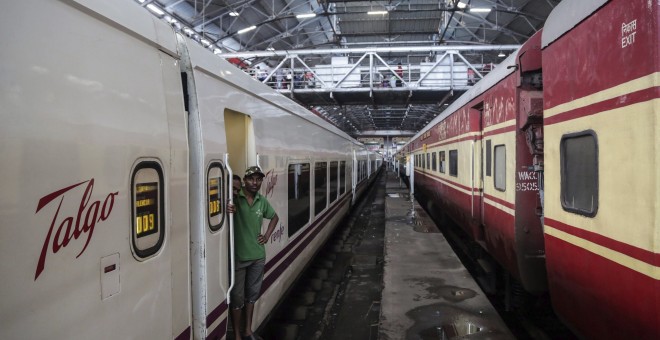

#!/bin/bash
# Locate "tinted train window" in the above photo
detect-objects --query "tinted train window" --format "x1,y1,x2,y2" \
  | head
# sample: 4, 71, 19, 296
357, 161, 362, 181
421, 154, 425, 169
340, 161, 346, 194
439, 151, 446, 173
329, 161, 338, 202
131, 161, 165, 259
485, 140, 492, 177
315, 162, 328, 216
288, 163, 311, 236
432, 152, 437, 171
449, 150, 458, 177
426, 153, 430, 169
494, 145, 506, 191
207, 162, 226, 231
362, 160, 367, 180
561, 131, 598, 217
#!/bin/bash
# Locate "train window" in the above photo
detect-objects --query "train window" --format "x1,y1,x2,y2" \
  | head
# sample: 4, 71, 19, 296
561, 131, 598, 217
330, 161, 338, 202
288, 163, 311, 236
485, 140, 492, 177
315, 162, 328, 216
439, 151, 446, 173
449, 150, 458, 177
207, 162, 226, 231
357, 161, 362, 181
131, 161, 165, 259
494, 145, 506, 191
426, 153, 430, 169
421, 154, 425, 169
340, 161, 346, 195
432, 152, 437, 171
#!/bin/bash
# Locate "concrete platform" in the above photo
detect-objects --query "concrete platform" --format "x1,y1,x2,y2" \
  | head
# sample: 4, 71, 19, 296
379, 171, 513, 340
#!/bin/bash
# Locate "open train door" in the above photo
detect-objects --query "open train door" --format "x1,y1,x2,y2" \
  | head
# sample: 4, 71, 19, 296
514, 31, 547, 293
225, 110, 256, 176
180, 31, 256, 338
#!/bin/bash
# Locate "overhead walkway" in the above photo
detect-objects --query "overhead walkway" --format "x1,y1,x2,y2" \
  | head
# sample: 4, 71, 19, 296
219, 45, 519, 107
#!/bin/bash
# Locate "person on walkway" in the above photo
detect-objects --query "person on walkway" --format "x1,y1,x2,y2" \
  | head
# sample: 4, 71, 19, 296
227, 166, 279, 340
395, 63, 403, 87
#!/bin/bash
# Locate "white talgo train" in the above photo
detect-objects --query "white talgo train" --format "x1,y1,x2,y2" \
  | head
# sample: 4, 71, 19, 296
0, 1, 382, 339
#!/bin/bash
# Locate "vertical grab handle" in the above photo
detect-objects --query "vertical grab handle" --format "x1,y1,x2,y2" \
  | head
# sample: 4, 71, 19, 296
225, 154, 235, 305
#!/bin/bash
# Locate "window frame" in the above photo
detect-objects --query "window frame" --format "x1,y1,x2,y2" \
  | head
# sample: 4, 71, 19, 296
287, 162, 311, 236
560, 130, 599, 217
439, 151, 445, 173
449, 150, 458, 177
314, 161, 328, 216
493, 145, 506, 191
431, 152, 437, 171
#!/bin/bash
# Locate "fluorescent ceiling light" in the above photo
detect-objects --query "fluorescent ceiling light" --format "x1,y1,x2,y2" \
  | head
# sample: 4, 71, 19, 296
237, 26, 256, 34
457, 2, 467, 9
229, 11, 239, 17
213, 48, 222, 54
266, 47, 275, 51
498, 52, 506, 57
296, 13, 316, 19
367, 10, 388, 15
470, 8, 491, 13
146, 4, 164, 16
201, 39, 210, 46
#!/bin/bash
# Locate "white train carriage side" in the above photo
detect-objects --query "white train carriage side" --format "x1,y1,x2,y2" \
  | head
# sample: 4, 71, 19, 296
181, 21, 381, 338
0, 1, 381, 339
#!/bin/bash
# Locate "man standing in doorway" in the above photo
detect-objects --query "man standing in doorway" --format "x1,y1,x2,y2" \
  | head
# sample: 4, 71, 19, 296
228, 166, 279, 340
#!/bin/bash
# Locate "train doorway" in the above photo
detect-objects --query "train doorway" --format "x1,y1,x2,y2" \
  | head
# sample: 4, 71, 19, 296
224, 109, 256, 176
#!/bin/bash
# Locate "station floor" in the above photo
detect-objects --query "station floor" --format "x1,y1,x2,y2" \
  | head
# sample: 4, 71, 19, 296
264, 169, 513, 340
378, 170, 513, 339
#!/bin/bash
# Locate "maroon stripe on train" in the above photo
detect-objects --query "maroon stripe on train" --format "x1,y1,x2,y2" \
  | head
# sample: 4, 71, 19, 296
175, 327, 191, 340
414, 170, 474, 193
483, 193, 515, 210
545, 217, 659, 266
262, 198, 342, 291
262, 176, 370, 288
264, 192, 352, 273
206, 300, 228, 328
206, 318, 228, 339
414, 171, 516, 210
264, 191, 352, 274
544, 86, 659, 126
483, 124, 516, 137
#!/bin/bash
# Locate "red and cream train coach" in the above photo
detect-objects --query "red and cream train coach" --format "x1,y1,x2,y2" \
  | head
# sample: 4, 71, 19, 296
405, 31, 546, 294
403, 0, 659, 338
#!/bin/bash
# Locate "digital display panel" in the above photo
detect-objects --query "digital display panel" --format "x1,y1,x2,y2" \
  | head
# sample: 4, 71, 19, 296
135, 182, 158, 238
209, 177, 222, 217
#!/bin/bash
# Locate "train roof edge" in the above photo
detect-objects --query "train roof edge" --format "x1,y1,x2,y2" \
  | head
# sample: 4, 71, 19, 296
542, 0, 609, 48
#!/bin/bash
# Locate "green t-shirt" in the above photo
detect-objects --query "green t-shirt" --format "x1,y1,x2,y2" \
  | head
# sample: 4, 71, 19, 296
234, 189, 276, 261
